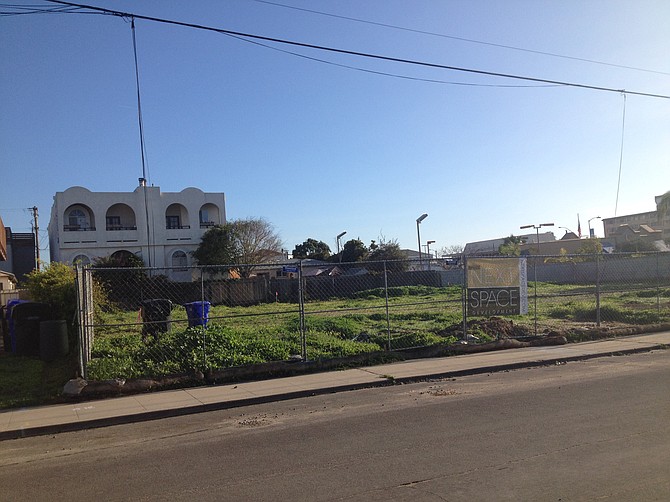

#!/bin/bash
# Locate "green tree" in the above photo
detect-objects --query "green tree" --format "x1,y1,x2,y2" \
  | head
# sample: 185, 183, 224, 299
292, 238, 331, 260
192, 218, 283, 278
92, 250, 145, 269
340, 239, 368, 263
92, 251, 146, 308
367, 238, 407, 272
499, 235, 522, 256
192, 224, 240, 266
577, 237, 603, 255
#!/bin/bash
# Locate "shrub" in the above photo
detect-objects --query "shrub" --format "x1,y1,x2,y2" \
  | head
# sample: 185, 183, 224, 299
25, 262, 77, 322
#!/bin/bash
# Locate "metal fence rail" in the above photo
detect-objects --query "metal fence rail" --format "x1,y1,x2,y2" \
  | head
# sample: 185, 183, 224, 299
75, 252, 670, 380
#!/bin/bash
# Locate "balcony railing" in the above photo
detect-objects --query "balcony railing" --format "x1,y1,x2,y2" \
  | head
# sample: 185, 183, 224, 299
106, 225, 138, 231
64, 225, 96, 232
166, 225, 191, 230
199, 221, 217, 229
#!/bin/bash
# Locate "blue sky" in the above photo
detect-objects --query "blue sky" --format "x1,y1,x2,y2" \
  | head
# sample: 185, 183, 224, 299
1, 0, 669, 260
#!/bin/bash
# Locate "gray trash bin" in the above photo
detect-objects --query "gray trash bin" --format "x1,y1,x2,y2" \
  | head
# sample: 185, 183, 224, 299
40, 320, 69, 361
13, 302, 53, 357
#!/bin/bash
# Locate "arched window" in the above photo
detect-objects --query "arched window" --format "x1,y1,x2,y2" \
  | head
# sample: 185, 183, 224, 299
199, 203, 221, 228
64, 205, 95, 231
67, 209, 87, 230
105, 203, 137, 231
172, 250, 188, 270
72, 254, 91, 266
166, 204, 189, 229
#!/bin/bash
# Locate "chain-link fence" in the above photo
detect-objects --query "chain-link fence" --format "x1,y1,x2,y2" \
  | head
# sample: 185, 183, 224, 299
75, 252, 670, 380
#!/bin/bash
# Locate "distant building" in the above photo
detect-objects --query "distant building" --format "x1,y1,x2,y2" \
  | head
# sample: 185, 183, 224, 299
0, 224, 37, 285
519, 235, 585, 255
602, 191, 670, 249
464, 232, 555, 256
48, 182, 225, 280
0, 270, 17, 291
0, 217, 6, 262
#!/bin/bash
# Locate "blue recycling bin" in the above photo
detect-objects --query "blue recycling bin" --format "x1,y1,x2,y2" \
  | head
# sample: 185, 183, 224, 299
184, 301, 211, 327
6, 299, 30, 353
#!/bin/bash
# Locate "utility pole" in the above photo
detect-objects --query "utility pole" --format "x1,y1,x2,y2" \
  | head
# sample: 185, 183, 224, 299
30, 206, 40, 270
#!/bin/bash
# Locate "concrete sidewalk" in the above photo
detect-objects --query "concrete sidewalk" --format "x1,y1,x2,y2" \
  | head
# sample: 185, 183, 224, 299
2, 331, 669, 440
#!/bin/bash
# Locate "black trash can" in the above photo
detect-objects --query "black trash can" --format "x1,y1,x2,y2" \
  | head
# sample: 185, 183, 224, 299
40, 320, 69, 361
141, 299, 172, 342
12, 302, 53, 357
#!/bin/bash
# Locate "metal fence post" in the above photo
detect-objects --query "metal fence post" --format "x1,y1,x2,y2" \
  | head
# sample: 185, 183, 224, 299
298, 260, 306, 360
74, 264, 94, 379
656, 252, 661, 314
533, 255, 538, 336
462, 255, 468, 340
595, 252, 601, 327
383, 261, 391, 350
200, 266, 207, 371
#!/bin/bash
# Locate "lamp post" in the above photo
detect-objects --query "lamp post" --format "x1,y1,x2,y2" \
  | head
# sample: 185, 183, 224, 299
519, 222, 554, 335
425, 240, 435, 258
588, 216, 601, 238
425, 240, 435, 270
558, 226, 574, 237
416, 213, 428, 270
336, 231, 346, 262
520, 222, 554, 255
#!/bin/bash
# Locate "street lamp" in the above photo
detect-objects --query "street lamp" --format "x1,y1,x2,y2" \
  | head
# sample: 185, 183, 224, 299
520, 222, 554, 255
519, 222, 554, 335
424, 240, 435, 269
416, 213, 428, 270
425, 240, 435, 258
588, 216, 601, 238
336, 231, 346, 262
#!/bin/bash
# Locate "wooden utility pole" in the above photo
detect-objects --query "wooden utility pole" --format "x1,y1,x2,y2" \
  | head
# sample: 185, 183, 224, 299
31, 206, 40, 270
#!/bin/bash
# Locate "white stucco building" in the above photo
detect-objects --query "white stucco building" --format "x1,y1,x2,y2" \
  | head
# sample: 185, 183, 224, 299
48, 182, 225, 275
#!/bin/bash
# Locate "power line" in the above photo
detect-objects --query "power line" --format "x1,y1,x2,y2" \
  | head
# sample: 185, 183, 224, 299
0, 3, 79, 16
45, 0, 670, 100
252, 0, 670, 77
226, 32, 560, 88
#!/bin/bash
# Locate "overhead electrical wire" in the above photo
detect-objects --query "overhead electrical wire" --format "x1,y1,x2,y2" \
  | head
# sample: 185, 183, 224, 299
252, 0, 670, 77
41, 0, 670, 100
2, 2, 552, 88
225, 31, 559, 88
0, 3, 78, 15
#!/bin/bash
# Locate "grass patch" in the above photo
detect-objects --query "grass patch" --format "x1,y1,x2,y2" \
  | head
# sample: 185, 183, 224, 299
0, 353, 77, 409
547, 302, 665, 324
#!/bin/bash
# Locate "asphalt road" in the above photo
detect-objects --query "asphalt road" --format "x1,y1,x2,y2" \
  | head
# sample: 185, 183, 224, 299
2, 350, 670, 501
